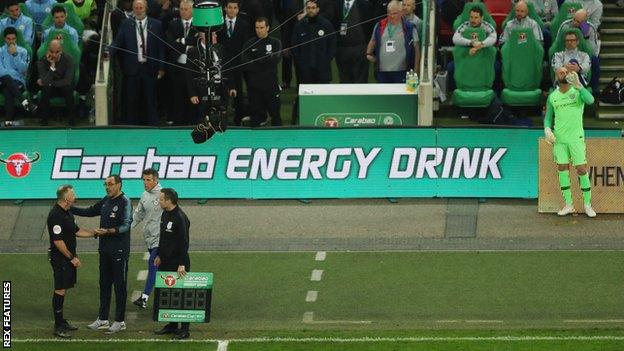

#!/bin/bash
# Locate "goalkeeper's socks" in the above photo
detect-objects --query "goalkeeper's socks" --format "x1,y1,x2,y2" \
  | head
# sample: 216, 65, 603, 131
52, 293, 65, 327
579, 173, 592, 205
558, 170, 573, 205
142, 293, 149, 302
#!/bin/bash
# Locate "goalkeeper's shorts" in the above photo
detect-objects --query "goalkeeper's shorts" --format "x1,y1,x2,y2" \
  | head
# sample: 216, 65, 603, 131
554, 140, 587, 166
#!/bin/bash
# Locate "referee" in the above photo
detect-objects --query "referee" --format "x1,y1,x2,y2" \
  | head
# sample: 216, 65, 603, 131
544, 67, 596, 217
153, 188, 191, 339
71, 175, 133, 334
48, 185, 95, 338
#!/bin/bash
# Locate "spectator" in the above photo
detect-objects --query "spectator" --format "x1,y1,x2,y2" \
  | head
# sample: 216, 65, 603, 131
42, 6, 80, 45
557, 9, 599, 93
366, 0, 419, 83
452, 6, 496, 54
110, 0, 133, 38
402, 0, 422, 34
0, 27, 30, 121
565, 0, 602, 28
25, 0, 57, 30
499, 0, 543, 45
109, 0, 165, 125
217, 0, 250, 126
68, 0, 98, 23
512, 0, 557, 28
36, 39, 75, 126
331, 0, 372, 83
165, 0, 196, 125
275, 0, 302, 89
291, 0, 336, 122
551, 30, 590, 87
0, 0, 35, 47
241, 17, 282, 127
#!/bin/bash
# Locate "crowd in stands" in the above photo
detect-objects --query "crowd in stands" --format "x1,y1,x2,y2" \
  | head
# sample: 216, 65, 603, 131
441, 0, 605, 122
0, 0, 609, 126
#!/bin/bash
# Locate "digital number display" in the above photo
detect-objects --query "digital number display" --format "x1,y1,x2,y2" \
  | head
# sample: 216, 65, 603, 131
157, 289, 209, 310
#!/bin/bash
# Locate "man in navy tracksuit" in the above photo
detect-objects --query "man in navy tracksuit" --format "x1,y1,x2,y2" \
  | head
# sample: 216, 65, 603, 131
71, 174, 133, 334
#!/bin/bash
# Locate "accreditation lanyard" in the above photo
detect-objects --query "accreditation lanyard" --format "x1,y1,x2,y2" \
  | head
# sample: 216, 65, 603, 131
387, 23, 398, 39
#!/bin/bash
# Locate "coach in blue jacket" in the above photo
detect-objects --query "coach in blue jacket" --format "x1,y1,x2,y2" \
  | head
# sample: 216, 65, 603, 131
109, 0, 165, 125
71, 175, 133, 335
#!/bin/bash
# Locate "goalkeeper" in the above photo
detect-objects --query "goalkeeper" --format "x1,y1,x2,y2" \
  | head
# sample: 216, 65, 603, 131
544, 67, 596, 217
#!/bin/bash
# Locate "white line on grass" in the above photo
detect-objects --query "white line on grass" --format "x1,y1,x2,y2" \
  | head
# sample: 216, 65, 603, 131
564, 319, 624, 323
315, 252, 326, 261
310, 269, 323, 281
302, 312, 371, 324
136, 270, 148, 281
217, 340, 229, 351
143, 252, 150, 260
15, 336, 624, 343
436, 320, 503, 324
130, 290, 142, 302
306, 291, 318, 302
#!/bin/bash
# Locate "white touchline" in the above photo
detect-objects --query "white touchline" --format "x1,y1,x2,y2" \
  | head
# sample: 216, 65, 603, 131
311, 269, 323, 281
130, 290, 142, 302
564, 320, 624, 323
143, 252, 150, 260
136, 270, 148, 281
315, 252, 326, 261
217, 340, 229, 351
306, 291, 318, 302
13, 336, 624, 343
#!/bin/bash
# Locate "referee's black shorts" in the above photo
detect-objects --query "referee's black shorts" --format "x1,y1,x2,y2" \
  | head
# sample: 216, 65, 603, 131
50, 256, 76, 290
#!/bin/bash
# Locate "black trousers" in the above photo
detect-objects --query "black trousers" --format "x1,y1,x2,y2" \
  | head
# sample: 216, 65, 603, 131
0, 75, 23, 120
280, 20, 295, 86
248, 87, 281, 127
171, 66, 196, 125
125, 64, 158, 126
98, 250, 128, 322
228, 74, 246, 126
336, 44, 369, 83
39, 84, 75, 124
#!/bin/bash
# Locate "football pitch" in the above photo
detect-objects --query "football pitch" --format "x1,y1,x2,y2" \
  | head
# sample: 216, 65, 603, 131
3, 250, 624, 350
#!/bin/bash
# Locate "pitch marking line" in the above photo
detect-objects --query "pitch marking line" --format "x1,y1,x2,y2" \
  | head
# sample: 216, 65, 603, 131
306, 290, 318, 302
315, 251, 326, 261
217, 340, 229, 351
130, 290, 142, 302
136, 270, 148, 281
437, 320, 504, 324
310, 269, 323, 281
15, 336, 624, 343
564, 319, 624, 323
143, 252, 150, 260
302, 311, 371, 324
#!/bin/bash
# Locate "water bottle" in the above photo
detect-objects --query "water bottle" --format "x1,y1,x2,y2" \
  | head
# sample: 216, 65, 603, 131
412, 72, 419, 91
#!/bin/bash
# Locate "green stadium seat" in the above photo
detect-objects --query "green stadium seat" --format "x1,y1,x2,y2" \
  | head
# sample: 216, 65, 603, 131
547, 27, 593, 91
41, 3, 85, 36
501, 29, 544, 106
36, 29, 81, 107
452, 2, 497, 31
501, 1, 545, 31
550, 2, 582, 36
451, 27, 496, 108
18, 3, 31, 18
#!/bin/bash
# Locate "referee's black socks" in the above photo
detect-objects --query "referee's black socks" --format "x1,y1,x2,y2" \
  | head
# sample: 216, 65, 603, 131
52, 293, 65, 327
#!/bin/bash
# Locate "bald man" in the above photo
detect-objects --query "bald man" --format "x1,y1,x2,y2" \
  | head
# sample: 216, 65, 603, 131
565, 0, 603, 28
499, 0, 543, 45
36, 39, 76, 126
544, 67, 595, 217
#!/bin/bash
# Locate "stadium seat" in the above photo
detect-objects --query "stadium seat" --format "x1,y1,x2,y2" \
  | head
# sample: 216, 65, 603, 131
501, 1, 545, 31
452, 2, 497, 31
550, 1, 583, 35
452, 27, 496, 108
547, 27, 593, 87
483, 0, 512, 31
501, 29, 544, 106
18, 3, 31, 18
41, 3, 85, 36
36, 29, 81, 108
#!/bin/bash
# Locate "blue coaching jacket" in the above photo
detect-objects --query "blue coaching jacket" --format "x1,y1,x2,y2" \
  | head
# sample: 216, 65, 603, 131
72, 193, 133, 255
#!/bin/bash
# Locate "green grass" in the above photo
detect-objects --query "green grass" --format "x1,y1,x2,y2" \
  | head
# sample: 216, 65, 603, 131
3, 251, 624, 350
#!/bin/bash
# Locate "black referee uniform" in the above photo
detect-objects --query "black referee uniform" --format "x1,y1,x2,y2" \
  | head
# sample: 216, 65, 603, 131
48, 203, 79, 331
157, 204, 191, 335
72, 193, 132, 323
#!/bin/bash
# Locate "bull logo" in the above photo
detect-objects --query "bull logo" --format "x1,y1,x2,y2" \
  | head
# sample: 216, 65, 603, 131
161, 274, 177, 287
518, 32, 527, 43
470, 32, 478, 41
0, 152, 40, 178
324, 117, 339, 128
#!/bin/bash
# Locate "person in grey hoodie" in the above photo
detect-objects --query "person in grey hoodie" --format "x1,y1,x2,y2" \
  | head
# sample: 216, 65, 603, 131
131, 168, 162, 309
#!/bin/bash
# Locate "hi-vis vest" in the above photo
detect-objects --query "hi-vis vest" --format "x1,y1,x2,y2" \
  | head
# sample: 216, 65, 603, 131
71, 0, 94, 20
